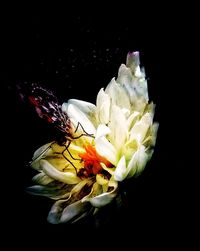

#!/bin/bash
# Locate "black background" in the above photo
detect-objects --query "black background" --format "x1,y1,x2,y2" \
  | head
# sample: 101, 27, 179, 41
2, 6, 197, 248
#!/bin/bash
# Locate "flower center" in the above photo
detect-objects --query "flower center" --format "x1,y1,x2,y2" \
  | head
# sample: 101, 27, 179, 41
79, 144, 112, 176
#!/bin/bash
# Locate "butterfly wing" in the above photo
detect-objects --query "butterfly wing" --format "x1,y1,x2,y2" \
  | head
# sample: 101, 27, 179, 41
18, 83, 71, 135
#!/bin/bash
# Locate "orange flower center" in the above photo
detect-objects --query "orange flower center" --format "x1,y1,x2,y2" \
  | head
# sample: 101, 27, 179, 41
79, 144, 112, 176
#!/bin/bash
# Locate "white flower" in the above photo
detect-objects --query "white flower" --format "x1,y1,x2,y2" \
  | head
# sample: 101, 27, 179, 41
64, 51, 158, 180
28, 51, 158, 224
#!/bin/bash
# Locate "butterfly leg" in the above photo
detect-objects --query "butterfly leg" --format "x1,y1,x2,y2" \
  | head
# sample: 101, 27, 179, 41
61, 140, 82, 162
73, 122, 94, 139
61, 152, 78, 175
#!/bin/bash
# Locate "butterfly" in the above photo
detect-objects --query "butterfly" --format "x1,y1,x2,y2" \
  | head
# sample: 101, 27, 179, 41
18, 83, 93, 174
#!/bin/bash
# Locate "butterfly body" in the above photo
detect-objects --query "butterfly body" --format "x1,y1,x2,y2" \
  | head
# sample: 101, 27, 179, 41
18, 83, 93, 174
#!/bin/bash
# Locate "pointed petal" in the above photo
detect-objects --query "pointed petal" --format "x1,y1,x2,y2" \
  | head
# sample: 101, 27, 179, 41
96, 174, 108, 186
31, 172, 76, 198
32, 172, 54, 185
47, 180, 93, 224
126, 151, 138, 178
70, 178, 93, 194
126, 51, 148, 101
32, 142, 53, 160
95, 124, 111, 140
101, 163, 115, 175
63, 103, 96, 135
96, 88, 111, 124
63, 99, 97, 126
82, 180, 118, 207
108, 105, 128, 149
126, 145, 148, 178
105, 78, 131, 111
117, 55, 148, 106
117, 64, 134, 96
47, 198, 70, 224
135, 145, 149, 174
26, 185, 54, 197
26, 185, 71, 200
40, 159, 81, 184
113, 155, 127, 181
31, 142, 53, 170
66, 99, 96, 115
130, 112, 152, 143
150, 122, 159, 147
127, 111, 140, 130
126, 51, 140, 73
60, 201, 91, 223
95, 136, 117, 165
88, 191, 117, 208
123, 139, 138, 161
71, 207, 94, 224
89, 181, 118, 207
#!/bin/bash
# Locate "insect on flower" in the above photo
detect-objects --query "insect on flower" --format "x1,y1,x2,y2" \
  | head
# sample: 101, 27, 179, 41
18, 83, 94, 175
20, 52, 158, 225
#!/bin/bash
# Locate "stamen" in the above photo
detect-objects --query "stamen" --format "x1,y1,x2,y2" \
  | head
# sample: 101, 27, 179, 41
79, 144, 112, 176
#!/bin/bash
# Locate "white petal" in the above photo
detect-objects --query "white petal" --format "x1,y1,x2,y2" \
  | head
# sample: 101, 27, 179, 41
96, 88, 111, 124
146, 102, 155, 117
47, 181, 92, 223
142, 122, 159, 147
126, 51, 140, 71
70, 179, 92, 194
31, 142, 53, 170
82, 180, 118, 207
32, 142, 53, 160
47, 199, 89, 224
95, 124, 111, 140
135, 65, 143, 78
40, 159, 81, 184
88, 191, 117, 208
47, 199, 69, 224
66, 99, 96, 114
95, 136, 117, 165
108, 105, 128, 149
127, 111, 140, 130
27, 185, 54, 197
135, 145, 149, 174
126, 151, 138, 178
130, 112, 152, 143
151, 122, 159, 147
65, 103, 96, 135
126, 145, 148, 178
114, 155, 127, 181
96, 174, 109, 186
63, 99, 97, 126
117, 60, 148, 104
60, 201, 90, 223
105, 78, 131, 111
101, 163, 115, 175
26, 185, 71, 200
32, 172, 54, 185
117, 64, 132, 82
